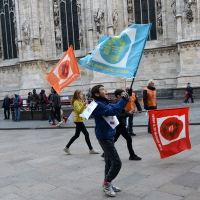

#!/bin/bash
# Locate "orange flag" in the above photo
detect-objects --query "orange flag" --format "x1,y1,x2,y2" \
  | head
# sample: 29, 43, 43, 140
46, 45, 80, 94
149, 107, 191, 159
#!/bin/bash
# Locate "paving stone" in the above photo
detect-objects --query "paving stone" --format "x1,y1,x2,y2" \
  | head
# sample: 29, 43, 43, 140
123, 183, 157, 197
14, 182, 56, 199
172, 172, 200, 189
158, 182, 192, 197
142, 190, 183, 200
0, 121, 199, 199
183, 191, 200, 200
0, 193, 26, 200
0, 185, 19, 198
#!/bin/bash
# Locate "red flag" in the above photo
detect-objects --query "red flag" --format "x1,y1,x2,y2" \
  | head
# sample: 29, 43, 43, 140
149, 107, 191, 159
46, 45, 80, 94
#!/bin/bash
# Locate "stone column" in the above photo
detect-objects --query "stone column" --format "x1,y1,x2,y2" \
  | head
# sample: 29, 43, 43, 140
106, 0, 114, 36
87, 0, 94, 52
176, 0, 182, 41
30, 0, 40, 58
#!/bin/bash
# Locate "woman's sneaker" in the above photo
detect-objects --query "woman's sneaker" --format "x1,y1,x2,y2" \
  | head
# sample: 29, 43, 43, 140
102, 182, 116, 197
89, 149, 100, 154
63, 147, 71, 155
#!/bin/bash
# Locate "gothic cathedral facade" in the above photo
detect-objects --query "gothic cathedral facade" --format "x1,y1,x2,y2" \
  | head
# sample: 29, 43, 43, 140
0, 0, 199, 98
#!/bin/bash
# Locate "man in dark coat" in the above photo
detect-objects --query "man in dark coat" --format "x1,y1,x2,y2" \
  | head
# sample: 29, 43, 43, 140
3, 94, 11, 119
185, 83, 194, 103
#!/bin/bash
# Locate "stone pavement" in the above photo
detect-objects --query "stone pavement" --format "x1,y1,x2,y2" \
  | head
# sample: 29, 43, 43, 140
0, 126, 200, 199
0, 99, 200, 129
0, 99, 200, 199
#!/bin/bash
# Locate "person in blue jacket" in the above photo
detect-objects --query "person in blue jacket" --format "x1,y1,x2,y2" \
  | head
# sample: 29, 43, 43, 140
91, 84, 131, 197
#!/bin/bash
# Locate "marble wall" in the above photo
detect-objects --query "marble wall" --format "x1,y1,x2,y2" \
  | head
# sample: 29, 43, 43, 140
0, 0, 199, 99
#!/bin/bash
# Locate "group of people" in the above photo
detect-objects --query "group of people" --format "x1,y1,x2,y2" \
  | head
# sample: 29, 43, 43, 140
2, 93, 22, 121
2, 87, 67, 126
62, 79, 157, 197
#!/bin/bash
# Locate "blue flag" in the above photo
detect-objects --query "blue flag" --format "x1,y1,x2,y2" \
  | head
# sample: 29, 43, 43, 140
78, 24, 151, 78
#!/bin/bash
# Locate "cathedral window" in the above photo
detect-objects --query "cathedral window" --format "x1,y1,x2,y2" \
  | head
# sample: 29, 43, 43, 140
0, 0, 17, 59
134, 0, 157, 40
60, 0, 80, 51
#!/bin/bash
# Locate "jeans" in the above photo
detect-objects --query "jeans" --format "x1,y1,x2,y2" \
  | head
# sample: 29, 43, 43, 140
115, 124, 135, 156
49, 108, 55, 123
66, 122, 93, 150
14, 107, 20, 121
98, 138, 122, 183
127, 113, 133, 133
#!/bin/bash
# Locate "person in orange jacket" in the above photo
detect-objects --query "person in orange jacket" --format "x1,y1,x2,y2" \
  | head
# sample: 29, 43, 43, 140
125, 86, 142, 136
142, 79, 157, 134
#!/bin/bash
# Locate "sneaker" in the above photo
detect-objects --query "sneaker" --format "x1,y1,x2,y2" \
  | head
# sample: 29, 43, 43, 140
129, 155, 142, 161
51, 122, 56, 125
89, 149, 100, 154
111, 183, 121, 192
63, 116, 68, 123
63, 147, 71, 155
56, 120, 64, 127
49, 121, 53, 125
129, 132, 136, 136
102, 182, 116, 197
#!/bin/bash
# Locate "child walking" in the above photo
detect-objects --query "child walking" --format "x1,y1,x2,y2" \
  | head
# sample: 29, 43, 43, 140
91, 85, 130, 197
63, 90, 99, 155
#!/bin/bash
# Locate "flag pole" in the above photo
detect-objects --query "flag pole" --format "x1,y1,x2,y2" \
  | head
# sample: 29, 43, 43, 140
79, 74, 87, 100
130, 77, 135, 90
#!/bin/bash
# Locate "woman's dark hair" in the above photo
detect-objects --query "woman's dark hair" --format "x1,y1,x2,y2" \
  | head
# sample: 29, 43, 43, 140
91, 84, 104, 98
114, 89, 125, 98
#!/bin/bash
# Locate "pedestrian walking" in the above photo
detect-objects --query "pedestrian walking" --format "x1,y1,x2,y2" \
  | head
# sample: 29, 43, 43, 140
101, 89, 142, 160
184, 83, 194, 103
91, 84, 131, 197
125, 86, 142, 136
142, 79, 157, 134
113, 89, 142, 160
2, 94, 11, 120
63, 90, 99, 155
51, 87, 63, 127
13, 93, 23, 122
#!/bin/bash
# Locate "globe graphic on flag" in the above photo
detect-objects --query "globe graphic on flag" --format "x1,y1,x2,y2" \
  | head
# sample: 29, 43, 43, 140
99, 34, 130, 64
